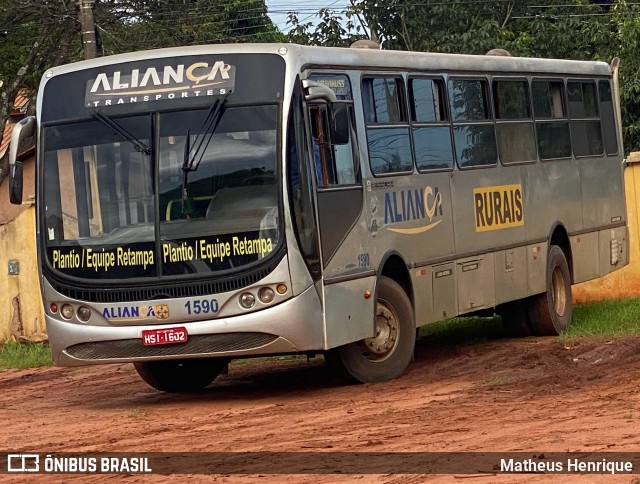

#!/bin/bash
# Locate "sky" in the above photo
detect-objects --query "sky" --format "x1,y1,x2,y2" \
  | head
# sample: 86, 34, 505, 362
265, 0, 352, 34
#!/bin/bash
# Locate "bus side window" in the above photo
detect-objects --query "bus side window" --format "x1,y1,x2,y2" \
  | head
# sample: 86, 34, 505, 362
493, 79, 537, 164
598, 80, 618, 156
362, 76, 413, 176
568, 80, 603, 157
448, 77, 497, 168
309, 104, 359, 187
410, 77, 454, 171
532, 80, 572, 160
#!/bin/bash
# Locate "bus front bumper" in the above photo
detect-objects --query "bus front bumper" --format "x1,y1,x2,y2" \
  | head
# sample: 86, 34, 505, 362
46, 285, 324, 367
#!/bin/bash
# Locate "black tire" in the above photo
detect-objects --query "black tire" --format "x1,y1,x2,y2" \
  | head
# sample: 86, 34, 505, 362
496, 300, 532, 337
134, 358, 228, 392
528, 245, 572, 336
324, 276, 416, 383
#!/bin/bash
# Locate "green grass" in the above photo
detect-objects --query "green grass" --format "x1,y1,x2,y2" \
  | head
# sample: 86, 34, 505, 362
563, 297, 640, 338
0, 341, 53, 370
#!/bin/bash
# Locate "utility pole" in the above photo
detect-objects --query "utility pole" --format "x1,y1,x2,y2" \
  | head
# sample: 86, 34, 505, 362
78, 0, 97, 59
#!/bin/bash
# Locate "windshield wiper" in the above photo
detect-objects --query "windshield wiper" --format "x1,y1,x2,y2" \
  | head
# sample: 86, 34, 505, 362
182, 92, 230, 173
180, 93, 230, 213
92, 111, 151, 155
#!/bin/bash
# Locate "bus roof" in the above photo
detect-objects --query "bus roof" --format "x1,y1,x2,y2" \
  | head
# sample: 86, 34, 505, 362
43, 42, 612, 81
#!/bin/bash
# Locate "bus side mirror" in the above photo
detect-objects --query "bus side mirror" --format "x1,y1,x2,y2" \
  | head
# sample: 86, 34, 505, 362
9, 162, 23, 205
330, 103, 350, 145
8, 116, 35, 205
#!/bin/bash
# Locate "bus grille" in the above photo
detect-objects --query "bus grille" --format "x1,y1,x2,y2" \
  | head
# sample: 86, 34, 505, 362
65, 333, 278, 360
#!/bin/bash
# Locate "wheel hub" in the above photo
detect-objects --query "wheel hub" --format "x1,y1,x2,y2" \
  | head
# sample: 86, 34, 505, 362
363, 300, 399, 360
552, 266, 567, 316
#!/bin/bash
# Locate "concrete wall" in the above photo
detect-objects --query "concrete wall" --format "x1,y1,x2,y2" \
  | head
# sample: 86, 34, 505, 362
0, 207, 45, 341
0, 157, 45, 342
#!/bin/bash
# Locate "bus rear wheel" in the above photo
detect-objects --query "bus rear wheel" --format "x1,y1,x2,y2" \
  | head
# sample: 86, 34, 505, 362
326, 276, 415, 383
134, 358, 228, 392
528, 245, 572, 336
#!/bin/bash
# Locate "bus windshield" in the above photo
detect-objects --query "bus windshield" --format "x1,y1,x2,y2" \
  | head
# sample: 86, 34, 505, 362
42, 104, 280, 280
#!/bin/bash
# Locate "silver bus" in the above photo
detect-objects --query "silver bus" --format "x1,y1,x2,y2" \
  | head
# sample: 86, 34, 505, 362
8, 43, 628, 391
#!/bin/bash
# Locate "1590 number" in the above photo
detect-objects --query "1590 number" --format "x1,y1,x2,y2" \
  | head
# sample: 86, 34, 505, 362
184, 299, 219, 315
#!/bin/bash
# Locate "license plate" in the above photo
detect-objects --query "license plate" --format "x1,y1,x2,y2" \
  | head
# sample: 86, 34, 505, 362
141, 327, 188, 346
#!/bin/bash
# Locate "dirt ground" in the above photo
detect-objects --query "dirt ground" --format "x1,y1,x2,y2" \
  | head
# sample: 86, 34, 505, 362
2, 334, 640, 484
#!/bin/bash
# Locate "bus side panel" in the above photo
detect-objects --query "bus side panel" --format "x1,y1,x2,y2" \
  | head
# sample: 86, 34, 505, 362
571, 232, 600, 283
431, 262, 456, 321
411, 266, 434, 325
323, 277, 376, 349
524, 160, 583, 241
598, 226, 628, 277
457, 254, 495, 315
527, 241, 548, 295
580, 156, 626, 230
494, 247, 528, 306
450, 166, 527, 256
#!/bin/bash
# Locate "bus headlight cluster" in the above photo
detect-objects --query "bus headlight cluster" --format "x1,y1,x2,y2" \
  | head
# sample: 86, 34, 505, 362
77, 306, 92, 322
238, 284, 287, 309
61, 304, 74, 319
239, 293, 256, 309
258, 287, 275, 303
50, 303, 92, 322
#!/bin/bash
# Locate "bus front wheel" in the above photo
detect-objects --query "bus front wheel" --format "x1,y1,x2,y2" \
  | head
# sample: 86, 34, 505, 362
326, 276, 415, 383
134, 357, 228, 392
528, 245, 572, 336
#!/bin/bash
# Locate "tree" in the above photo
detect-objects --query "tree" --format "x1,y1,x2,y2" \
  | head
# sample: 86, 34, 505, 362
100, 0, 285, 54
590, 0, 640, 152
287, 5, 367, 47
0, 0, 284, 186
360, 0, 607, 58
0, 0, 81, 184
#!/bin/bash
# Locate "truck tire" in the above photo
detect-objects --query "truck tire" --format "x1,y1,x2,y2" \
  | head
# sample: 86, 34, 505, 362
325, 276, 415, 383
528, 245, 572, 336
134, 357, 228, 392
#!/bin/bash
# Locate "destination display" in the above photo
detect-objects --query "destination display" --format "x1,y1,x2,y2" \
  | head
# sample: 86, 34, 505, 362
47, 230, 278, 279
41, 53, 286, 122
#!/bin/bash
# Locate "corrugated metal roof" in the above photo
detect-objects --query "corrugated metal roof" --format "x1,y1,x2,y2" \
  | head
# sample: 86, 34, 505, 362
0, 119, 15, 159
0, 89, 31, 159
12, 89, 30, 116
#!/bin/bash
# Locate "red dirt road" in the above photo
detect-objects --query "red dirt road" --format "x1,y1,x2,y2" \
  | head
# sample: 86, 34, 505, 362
2, 335, 640, 483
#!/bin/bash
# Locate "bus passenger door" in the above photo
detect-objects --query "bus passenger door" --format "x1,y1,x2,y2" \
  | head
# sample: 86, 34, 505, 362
308, 102, 376, 348
309, 103, 363, 268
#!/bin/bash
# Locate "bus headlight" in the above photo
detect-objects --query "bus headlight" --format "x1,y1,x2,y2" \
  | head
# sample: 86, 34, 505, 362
239, 293, 256, 309
77, 306, 92, 322
61, 304, 74, 319
258, 287, 275, 304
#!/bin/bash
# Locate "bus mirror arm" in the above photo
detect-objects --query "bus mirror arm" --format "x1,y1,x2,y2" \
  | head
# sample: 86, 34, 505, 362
302, 80, 337, 103
8, 116, 35, 205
